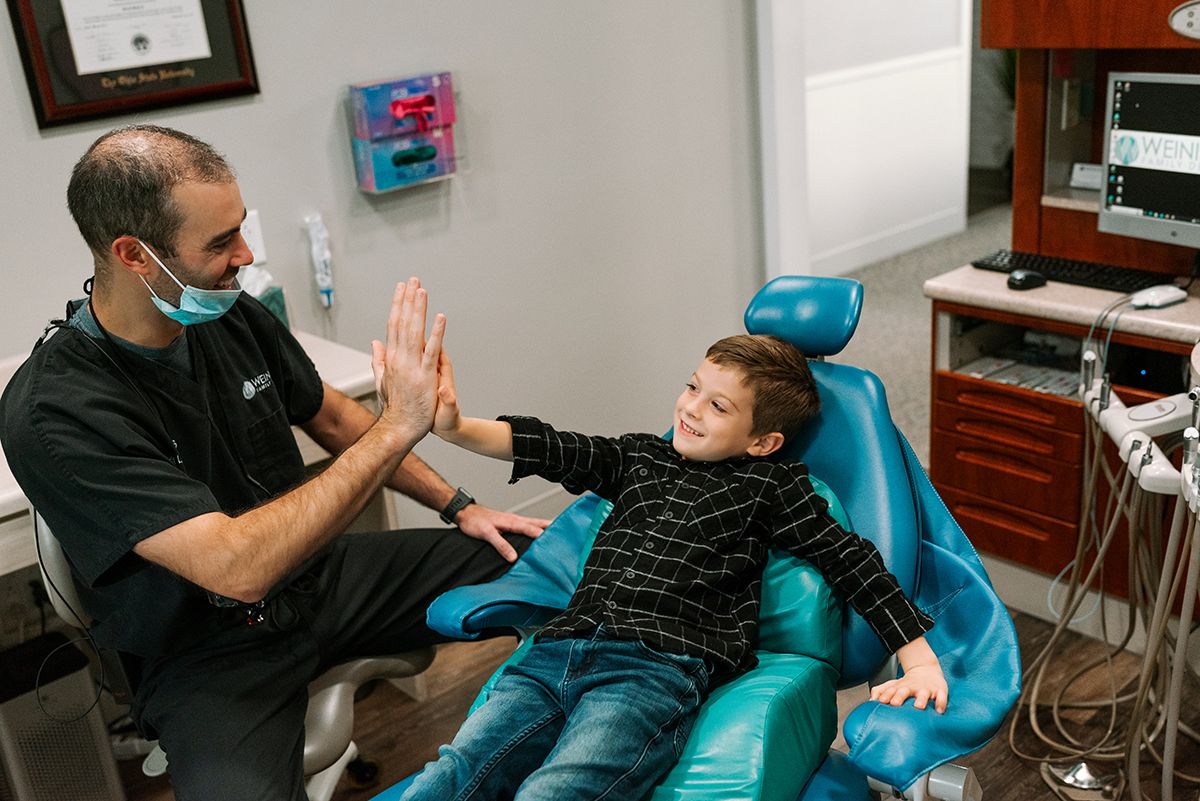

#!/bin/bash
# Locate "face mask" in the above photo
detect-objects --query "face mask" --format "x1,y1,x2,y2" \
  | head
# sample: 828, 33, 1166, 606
138, 239, 242, 325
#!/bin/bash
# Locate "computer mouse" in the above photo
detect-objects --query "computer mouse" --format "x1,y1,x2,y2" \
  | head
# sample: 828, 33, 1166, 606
1007, 269, 1046, 290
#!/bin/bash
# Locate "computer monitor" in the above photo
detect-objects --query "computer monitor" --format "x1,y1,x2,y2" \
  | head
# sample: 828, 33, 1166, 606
1099, 71, 1200, 250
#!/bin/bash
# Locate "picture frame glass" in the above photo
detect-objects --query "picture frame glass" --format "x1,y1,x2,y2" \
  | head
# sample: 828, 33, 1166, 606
7, 0, 257, 128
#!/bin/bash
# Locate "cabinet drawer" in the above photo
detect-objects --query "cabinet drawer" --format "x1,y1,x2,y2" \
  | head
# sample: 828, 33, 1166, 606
933, 401, 1082, 464
935, 371, 1083, 434
930, 430, 1081, 521
937, 484, 1078, 573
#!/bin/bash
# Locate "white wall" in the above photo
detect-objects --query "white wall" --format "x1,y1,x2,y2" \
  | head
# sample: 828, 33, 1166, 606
0, 2, 762, 524
806, 0, 971, 276
759, 0, 972, 277
756, 1, 810, 278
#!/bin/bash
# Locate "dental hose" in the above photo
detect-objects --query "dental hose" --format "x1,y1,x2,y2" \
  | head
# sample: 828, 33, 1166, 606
1011, 432, 1200, 792
1126, 500, 1190, 800
1042, 422, 1134, 750
1008, 466, 1136, 763
1019, 304, 1200, 797
1151, 513, 1200, 801
1025, 484, 1143, 763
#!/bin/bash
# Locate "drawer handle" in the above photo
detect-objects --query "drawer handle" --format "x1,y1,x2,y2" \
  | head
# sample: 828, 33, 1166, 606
953, 418, 1055, 456
950, 502, 1050, 542
955, 390, 1057, 426
955, 448, 1053, 483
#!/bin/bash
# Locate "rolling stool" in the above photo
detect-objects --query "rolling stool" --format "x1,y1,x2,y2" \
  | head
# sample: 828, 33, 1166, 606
33, 510, 434, 801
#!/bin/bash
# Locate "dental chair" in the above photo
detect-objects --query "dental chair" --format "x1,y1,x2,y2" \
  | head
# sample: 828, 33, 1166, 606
372, 275, 1022, 801
32, 512, 434, 801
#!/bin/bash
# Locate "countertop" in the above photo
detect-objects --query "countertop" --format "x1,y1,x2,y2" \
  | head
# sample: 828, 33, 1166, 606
923, 265, 1200, 346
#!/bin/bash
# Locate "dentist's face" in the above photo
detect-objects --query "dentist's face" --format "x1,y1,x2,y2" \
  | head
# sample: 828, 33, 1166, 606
143, 181, 253, 305
672, 359, 762, 462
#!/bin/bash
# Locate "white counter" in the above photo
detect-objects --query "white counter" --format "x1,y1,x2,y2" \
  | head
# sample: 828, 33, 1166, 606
923, 265, 1200, 346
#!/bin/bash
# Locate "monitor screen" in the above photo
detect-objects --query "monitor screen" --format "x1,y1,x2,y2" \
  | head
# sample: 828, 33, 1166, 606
1099, 71, 1200, 250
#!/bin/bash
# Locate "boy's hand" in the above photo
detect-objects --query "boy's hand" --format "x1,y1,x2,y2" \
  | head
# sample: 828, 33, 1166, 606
433, 351, 462, 439
870, 636, 948, 713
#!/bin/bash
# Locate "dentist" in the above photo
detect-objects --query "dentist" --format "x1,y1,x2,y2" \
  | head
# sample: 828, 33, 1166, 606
0, 124, 545, 801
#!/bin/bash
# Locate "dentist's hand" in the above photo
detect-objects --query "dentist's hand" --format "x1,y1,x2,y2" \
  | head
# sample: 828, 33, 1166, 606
371, 277, 445, 442
454, 504, 551, 563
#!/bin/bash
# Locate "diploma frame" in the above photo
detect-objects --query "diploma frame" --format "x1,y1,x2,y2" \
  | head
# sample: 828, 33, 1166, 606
5, 0, 258, 129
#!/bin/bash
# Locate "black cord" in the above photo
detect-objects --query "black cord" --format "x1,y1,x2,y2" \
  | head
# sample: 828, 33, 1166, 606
32, 513, 106, 725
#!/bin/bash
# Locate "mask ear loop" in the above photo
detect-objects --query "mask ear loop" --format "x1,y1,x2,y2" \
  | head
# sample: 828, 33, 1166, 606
136, 239, 187, 305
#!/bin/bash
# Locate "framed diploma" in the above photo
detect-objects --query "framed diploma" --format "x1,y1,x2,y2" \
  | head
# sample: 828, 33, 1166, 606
5, 0, 258, 128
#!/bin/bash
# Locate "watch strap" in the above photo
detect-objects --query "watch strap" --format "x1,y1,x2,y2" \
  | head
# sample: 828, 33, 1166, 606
439, 487, 476, 525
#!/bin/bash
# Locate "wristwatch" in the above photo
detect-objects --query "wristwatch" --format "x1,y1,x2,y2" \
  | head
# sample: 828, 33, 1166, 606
439, 487, 476, 525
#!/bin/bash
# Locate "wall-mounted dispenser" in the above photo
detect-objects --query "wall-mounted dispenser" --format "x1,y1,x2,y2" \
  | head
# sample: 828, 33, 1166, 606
349, 71, 457, 194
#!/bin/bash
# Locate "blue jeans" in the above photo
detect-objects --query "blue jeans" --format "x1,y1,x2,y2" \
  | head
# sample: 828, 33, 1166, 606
401, 627, 710, 801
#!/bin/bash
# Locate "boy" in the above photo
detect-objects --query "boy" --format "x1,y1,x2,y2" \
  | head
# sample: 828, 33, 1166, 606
401, 334, 947, 801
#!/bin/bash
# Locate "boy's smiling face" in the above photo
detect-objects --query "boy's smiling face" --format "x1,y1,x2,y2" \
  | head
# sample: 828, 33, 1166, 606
672, 358, 784, 462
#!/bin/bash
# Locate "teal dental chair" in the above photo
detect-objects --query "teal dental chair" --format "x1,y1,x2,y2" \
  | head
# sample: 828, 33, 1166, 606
373, 276, 1021, 801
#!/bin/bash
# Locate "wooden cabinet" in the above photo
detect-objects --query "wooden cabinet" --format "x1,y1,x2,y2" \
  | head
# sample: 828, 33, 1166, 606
981, 0, 1200, 49
928, 296, 1192, 589
982, 3, 1200, 274
927, 3, 1200, 586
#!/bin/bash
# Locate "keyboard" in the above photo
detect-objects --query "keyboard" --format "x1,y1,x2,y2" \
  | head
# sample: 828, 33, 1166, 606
971, 249, 1171, 294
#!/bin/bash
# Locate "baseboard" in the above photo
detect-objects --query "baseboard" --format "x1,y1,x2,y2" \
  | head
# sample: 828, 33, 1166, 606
982, 554, 1200, 676
811, 208, 965, 277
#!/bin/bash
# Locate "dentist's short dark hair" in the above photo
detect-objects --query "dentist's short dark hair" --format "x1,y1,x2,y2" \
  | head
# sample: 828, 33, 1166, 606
67, 124, 235, 258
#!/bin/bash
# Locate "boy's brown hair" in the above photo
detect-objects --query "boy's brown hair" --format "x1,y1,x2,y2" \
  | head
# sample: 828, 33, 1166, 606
705, 334, 820, 443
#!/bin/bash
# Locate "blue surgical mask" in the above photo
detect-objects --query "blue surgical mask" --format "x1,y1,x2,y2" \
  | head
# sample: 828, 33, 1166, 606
138, 239, 242, 325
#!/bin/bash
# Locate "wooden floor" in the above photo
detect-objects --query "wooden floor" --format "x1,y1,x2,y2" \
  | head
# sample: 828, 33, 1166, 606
118, 637, 520, 801
959, 611, 1200, 801
120, 611, 1200, 801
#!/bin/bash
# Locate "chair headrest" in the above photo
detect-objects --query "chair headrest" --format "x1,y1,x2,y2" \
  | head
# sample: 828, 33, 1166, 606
744, 276, 864, 358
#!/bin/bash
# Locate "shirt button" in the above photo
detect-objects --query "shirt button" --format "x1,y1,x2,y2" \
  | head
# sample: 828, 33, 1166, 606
625, 570, 635, 579
638, 468, 649, 477
606, 600, 616, 609
664, 511, 674, 519
646, 541, 656, 550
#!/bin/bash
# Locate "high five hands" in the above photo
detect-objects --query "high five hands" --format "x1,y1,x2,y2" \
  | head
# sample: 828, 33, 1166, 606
371, 277, 444, 439
371, 278, 550, 561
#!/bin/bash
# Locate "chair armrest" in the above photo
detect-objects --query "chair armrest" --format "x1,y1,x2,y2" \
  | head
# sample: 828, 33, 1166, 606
426, 494, 610, 639
842, 539, 1021, 791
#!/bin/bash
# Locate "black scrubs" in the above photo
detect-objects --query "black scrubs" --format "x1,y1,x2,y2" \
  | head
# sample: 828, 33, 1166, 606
0, 294, 522, 801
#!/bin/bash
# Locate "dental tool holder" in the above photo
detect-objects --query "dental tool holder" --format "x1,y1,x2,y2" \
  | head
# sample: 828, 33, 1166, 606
1184, 427, 1200, 512
1082, 378, 1188, 496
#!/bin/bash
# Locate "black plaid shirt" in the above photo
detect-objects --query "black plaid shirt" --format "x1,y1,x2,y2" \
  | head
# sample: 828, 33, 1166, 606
503, 416, 933, 680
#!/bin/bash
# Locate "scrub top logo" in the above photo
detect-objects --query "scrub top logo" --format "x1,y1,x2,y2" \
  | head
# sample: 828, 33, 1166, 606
1114, 135, 1139, 166
242, 372, 274, 400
